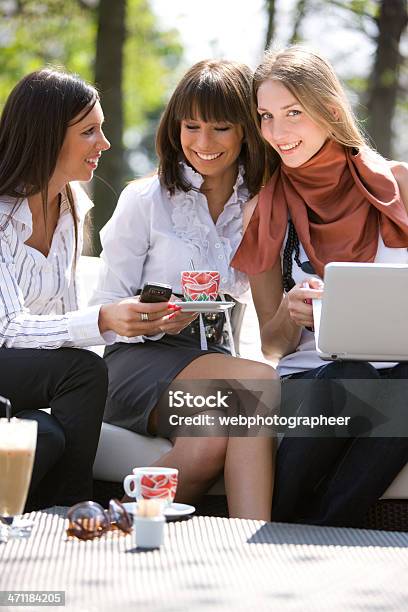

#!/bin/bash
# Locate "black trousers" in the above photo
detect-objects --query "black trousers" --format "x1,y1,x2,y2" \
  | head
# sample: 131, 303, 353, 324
273, 361, 408, 527
0, 347, 108, 510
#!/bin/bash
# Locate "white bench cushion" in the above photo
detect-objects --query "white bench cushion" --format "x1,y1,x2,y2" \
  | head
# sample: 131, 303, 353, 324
77, 256, 408, 501
93, 423, 172, 480
93, 421, 408, 499
382, 464, 408, 499
93, 422, 225, 495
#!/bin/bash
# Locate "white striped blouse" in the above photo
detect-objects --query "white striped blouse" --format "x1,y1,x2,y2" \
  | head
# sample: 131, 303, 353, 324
0, 183, 104, 349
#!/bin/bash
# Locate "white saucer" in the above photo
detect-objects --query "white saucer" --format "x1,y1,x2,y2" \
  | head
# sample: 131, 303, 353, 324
6, 518, 34, 538
173, 301, 234, 313
123, 502, 195, 520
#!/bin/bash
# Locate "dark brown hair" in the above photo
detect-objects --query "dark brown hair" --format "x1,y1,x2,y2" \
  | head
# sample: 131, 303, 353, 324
0, 68, 99, 256
156, 59, 268, 196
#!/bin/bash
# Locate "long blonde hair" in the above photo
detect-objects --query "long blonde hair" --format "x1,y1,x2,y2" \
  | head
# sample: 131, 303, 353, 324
253, 46, 369, 174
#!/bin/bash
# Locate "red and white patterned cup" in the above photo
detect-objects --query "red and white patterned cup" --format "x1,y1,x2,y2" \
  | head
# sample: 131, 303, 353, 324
123, 467, 178, 506
181, 270, 220, 301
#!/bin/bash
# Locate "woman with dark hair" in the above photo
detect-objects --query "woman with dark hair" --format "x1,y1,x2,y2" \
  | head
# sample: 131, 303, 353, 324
0, 68, 185, 510
91, 60, 278, 521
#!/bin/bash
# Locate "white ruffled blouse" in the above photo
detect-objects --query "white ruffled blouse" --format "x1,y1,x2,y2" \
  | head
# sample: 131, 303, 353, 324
91, 164, 250, 315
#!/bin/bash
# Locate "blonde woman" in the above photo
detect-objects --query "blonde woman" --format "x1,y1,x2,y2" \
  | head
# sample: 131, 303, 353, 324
233, 46, 408, 527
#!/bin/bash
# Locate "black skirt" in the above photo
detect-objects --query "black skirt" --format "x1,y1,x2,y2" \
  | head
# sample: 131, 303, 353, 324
103, 326, 230, 436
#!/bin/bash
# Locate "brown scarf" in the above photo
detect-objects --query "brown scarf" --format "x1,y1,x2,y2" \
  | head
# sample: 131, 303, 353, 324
232, 140, 408, 278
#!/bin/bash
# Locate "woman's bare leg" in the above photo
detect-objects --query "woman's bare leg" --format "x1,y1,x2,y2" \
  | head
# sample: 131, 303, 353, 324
150, 434, 227, 504
224, 436, 276, 521
150, 354, 278, 519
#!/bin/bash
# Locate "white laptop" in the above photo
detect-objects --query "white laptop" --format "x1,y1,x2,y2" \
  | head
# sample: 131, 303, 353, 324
313, 262, 408, 362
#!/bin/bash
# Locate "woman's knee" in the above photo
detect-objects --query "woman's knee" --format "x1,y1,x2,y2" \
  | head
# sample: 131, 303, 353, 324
174, 436, 227, 483
253, 362, 279, 380
179, 354, 278, 382
75, 349, 108, 381
317, 361, 379, 380
18, 410, 66, 466
229, 359, 279, 382
229, 361, 280, 420
62, 348, 108, 397
48, 350, 108, 427
56, 347, 107, 372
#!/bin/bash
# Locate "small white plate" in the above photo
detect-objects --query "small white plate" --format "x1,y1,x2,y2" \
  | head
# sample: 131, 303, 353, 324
123, 502, 195, 520
173, 301, 234, 313
7, 518, 34, 538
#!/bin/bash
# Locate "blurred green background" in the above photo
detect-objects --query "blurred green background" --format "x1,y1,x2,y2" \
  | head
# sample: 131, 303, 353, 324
0, 0, 406, 252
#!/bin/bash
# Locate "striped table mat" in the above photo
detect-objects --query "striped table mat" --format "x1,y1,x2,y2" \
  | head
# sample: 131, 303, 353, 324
1, 507, 408, 611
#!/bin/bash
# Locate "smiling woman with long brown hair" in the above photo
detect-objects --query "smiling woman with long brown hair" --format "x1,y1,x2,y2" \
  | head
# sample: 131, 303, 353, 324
0, 68, 185, 510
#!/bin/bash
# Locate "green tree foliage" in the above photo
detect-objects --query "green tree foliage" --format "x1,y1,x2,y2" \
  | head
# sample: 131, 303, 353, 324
0, 0, 95, 103
0, 0, 183, 252
287, 0, 407, 157
124, 0, 182, 130
0, 0, 182, 130
322, 0, 407, 157
91, 0, 183, 252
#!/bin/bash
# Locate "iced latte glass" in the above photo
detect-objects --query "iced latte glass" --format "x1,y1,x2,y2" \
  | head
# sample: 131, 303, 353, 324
0, 418, 37, 541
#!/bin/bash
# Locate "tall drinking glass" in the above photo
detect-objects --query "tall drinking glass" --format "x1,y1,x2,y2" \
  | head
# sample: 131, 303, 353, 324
0, 418, 37, 541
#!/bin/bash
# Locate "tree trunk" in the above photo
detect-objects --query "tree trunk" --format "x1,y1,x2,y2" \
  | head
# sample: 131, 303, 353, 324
290, 0, 308, 44
366, 0, 408, 158
92, 0, 127, 254
265, 0, 276, 50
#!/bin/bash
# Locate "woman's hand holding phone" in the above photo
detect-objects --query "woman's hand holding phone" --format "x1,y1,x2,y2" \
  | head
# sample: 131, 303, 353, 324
139, 283, 198, 335
98, 297, 178, 337
98, 291, 198, 338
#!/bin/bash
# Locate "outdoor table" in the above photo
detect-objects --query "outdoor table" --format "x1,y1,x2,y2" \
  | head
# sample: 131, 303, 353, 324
1, 507, 408, 611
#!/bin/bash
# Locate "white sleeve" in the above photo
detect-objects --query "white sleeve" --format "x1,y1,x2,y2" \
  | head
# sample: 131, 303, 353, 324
90, 181, 164, 344
0, 232, 105, 349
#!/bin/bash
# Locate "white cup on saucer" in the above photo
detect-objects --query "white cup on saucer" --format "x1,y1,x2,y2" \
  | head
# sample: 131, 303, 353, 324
123, 466, 178, 508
